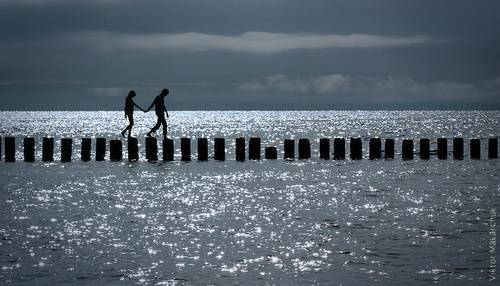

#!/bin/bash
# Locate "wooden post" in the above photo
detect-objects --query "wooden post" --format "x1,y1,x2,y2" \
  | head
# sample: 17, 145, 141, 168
488, 138, 498, 159
23, 137, 35, 162
110, 140, 122, 161
319, 138, 330, 160
350, 138, 362, 160
163, 138, 174, 161
402, 139, 414, 160
284, 139, 294, 160
249, 137, 261, 160
235, 137, 245, 161
470, 139, 480, 160
128, 137, 139, 162
146, 137, 158, 161
96, 138, 106, 161
42, 137, 54, 162
453, 138, 464, 160
81, 138, 91, 162
181, 138, 191, 161
384, 139, 394, 159
214, 138, 225, 161
369, 138, 381, 160
265, 146, 277, 160
333, 138, 345, 160
0, 137, 2, 161
61, 138, 72, 162
5, 137, 15, 162
197, 138, 208, 161
437, 138, 447, 160
419, 139, 430, 160
298, 139, 310, 160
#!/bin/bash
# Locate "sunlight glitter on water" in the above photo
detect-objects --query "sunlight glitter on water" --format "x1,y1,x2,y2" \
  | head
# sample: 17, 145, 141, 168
0, 111, 499, 285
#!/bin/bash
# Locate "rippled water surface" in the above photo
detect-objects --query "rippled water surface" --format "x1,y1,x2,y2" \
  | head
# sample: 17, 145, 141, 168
0, 111, 499, 285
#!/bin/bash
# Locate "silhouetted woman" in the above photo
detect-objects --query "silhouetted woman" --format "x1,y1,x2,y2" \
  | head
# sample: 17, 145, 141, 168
121, 90, 145, 138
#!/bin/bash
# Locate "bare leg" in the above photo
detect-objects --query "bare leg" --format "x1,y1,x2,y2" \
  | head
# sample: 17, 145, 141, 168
161, 117, 167, 139
122, 114, 134, 138
147, 116, 162, 137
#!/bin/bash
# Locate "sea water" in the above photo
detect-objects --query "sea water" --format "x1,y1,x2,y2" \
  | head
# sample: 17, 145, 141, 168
0, 111, 499, 285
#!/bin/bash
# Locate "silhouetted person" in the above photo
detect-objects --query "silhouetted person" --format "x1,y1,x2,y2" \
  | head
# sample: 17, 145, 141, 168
121, 90, 145, 138
145, 88, 169, 139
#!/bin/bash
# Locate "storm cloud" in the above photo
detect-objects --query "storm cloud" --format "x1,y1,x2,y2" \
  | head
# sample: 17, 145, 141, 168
0, 0, 498, 110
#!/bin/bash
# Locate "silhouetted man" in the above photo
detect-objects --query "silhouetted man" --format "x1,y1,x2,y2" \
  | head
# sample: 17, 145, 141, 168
145, 88, 169, 139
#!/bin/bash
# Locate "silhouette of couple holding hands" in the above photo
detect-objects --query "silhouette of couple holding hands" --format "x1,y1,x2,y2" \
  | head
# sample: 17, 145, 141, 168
121, 88, 169, 140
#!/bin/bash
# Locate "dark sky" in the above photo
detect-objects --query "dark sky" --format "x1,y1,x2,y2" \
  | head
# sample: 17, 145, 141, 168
0, 0, 499, 110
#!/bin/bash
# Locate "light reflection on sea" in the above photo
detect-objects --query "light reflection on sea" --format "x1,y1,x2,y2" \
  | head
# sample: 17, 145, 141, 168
0, 111, 499, 285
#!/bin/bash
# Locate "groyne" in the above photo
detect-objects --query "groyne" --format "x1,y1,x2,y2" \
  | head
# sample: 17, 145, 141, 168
0, 136, 498, 162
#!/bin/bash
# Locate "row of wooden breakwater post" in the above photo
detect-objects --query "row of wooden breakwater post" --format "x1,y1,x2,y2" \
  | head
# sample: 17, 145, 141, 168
0, 136, 498, 163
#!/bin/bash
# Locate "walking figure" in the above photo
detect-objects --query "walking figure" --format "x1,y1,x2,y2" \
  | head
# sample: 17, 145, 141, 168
121, 90, 145, 138
145, 88, 170, 139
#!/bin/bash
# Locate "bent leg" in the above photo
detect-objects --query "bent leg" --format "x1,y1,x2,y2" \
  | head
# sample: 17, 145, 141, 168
150, 117, 162, 133
122, 114, 134, 137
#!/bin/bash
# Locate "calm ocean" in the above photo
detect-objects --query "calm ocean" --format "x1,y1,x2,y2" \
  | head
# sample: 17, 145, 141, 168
0, 111, 499, 285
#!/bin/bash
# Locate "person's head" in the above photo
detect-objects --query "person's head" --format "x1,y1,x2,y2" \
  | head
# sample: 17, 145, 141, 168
127, 90, 136, 98
160, 88, 169, 97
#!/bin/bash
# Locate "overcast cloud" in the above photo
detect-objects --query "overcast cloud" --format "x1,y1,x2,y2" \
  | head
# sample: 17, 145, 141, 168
0, 0, 498, 110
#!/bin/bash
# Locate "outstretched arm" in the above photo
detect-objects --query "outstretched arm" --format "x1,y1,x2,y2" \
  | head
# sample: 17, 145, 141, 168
133, 101, 145, 112
145, 101, 155, 112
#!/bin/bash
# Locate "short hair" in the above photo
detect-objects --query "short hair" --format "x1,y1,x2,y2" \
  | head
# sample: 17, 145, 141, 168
127, 90, 136, 98
161, 88, 169, 95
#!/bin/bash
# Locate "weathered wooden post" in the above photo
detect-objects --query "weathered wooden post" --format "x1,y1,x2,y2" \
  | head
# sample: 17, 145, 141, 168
128, 137, 139, 162
110, 140, 122, 161
42, 137, 54, 162
369, 138, 381, 160
265, 146, 277, 160
23, 137, 35, 162
284, 139, 294, 160
181, 138, 191, 161
419, 138, 430, 160
5, 137, 15, 162
163, 138, 174, 161
61, 138, 72, 162
384, 139, 394, 159
350, 138, 362, 160
453, 138, 464, 160
402, 139, 414, 160
249, 137, 261, 160
145, 137, 158, 161
235, 137, 245, 161
333, 138, 345, 160
488, 138, 498, 159
470, 139, 480, 160
214, 138, 225, 161
81, 138, 91, 161
437, 138, 447, 160
319, 138, 330, 160
96, 138, 106, 161
298, 139, 310, 160
197, 138, 208, 161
